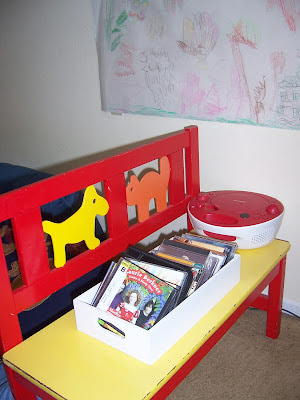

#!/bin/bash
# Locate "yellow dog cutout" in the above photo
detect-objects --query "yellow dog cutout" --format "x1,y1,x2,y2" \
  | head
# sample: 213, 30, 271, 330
42, 185, 109, 268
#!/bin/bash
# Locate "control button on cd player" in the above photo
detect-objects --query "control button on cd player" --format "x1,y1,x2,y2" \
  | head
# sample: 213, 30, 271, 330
197, 193, 210, 202
240, 213, 250, 218
266, 204, 280, 215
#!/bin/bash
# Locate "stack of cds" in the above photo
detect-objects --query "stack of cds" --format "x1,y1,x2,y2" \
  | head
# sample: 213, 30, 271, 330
90, 233, 237, 331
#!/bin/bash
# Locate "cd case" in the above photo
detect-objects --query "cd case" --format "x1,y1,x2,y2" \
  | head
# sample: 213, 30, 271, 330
124, 246, 194, 304
181, 233, 238, 263
152, 240, 222, 295
151, 234, 237, 295
93, 257, 178, 330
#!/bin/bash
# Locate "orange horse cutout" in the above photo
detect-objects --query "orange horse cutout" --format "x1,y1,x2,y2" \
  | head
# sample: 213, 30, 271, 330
126, 156, 170, 223
42, 185, 109, 268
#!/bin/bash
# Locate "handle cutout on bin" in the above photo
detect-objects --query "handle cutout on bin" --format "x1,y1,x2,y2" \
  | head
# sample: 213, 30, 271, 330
98, 318, 125, 338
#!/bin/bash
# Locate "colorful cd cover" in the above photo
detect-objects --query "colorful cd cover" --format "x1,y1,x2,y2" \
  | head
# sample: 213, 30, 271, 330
95, 258, 177, 330
125, 257, 186, 288
124, 246, 194, 304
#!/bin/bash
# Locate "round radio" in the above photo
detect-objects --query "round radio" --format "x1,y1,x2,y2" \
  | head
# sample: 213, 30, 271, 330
188, 191, 284, 249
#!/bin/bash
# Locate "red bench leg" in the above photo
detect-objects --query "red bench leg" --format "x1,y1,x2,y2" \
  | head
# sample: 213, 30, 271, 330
4, 364, 36, 400
266, 256, 287, 339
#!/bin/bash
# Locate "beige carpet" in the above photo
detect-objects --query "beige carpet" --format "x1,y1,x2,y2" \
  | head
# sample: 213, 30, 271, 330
166, 309, 300, 400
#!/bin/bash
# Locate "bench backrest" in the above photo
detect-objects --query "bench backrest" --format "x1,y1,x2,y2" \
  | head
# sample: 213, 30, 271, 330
0, 125, 199, 354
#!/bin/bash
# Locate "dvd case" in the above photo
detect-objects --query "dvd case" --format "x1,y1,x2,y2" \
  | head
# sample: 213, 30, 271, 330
94, 258, 178, 330
171, 236, 227, 272
181, 233, 237, 262
91, 261, 118, 307
153, 238, 231, 295
154, 239, 209, 266
124, 258, 186, 288
124, 246, 194, 303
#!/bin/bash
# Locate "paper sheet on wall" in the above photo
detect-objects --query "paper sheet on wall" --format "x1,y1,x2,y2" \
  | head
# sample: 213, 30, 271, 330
93, 0, 300, 130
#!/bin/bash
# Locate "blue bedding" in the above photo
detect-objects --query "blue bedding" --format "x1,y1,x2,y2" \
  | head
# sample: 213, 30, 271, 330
0, 163, 107, 399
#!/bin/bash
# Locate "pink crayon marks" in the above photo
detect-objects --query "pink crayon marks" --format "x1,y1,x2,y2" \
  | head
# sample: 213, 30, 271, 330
267, 0, 300, 32
228, 20, 288, 123
114, 44, 135, 78
129, 0, 148, 21
205, 84, 227, 116
163, 0, 183, 14
228, 20, 258, 120
180, 66, 240, 119
180, 72, 205, 114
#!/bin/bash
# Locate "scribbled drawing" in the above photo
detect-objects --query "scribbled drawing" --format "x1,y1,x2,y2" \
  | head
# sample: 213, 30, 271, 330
104, 0, 149, 52
97, 1, 299, 130
180, 65, 237, 117
145, 15, 164, 40
164, 0, 183, 14
103, 0, 148, 53
269, 51, 286, 110
140, 49, 175, 106
204, 84, 227, 116
267, 0, 300, 32
104, 1, 128, 51
179, 72, 206, 114
114, 44, 135, 77
253, 76, 267, 123
276, 70, 300, 125
104, 0, 115, 47
229, 21, 288, 123
227, 64, 244, 118
177, 12, 219, 61
228, 20, 259, 120
129, 0, 149, 21
205, 60, 245, 119
121, 0, 132, 7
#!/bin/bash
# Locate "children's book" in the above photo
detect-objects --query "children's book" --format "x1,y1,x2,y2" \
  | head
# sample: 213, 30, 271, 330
95, 258, 178, 330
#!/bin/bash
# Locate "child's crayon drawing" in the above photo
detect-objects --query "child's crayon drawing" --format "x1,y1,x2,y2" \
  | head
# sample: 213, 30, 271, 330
94, 0, 300, 130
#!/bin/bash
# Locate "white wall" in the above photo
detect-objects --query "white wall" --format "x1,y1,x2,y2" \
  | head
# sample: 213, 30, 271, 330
0, 1, 299, 309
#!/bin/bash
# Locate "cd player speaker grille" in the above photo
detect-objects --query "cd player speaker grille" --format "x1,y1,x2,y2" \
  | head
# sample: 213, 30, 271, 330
250, 227, 276, 247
